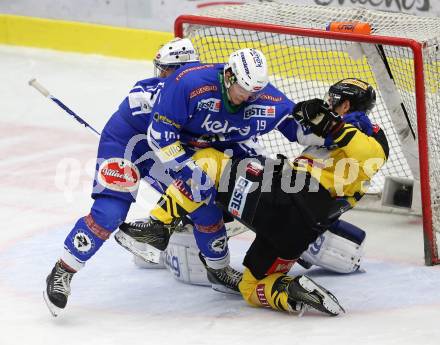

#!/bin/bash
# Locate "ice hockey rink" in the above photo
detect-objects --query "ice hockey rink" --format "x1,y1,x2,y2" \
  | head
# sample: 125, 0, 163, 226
1, 44, 440, 345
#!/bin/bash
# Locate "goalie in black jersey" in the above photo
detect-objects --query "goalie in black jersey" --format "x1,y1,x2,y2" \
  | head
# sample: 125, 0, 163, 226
116, 78, 388, 316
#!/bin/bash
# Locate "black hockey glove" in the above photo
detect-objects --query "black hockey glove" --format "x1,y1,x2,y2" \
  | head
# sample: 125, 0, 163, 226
293, 98, 342, 138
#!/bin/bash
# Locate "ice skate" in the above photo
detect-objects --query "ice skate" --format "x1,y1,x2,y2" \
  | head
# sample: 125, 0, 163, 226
43, 261, 75, 317
114, 218, 180, 263
199, 253, 242, 295
286, 275, 345, 316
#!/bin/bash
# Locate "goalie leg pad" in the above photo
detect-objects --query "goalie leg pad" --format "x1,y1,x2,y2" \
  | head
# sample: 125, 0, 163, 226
300, 220, 366, 274
164, 231, 210, 286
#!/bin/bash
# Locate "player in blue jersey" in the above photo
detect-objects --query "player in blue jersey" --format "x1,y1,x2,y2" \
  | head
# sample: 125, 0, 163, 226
116, 78, 381, 297
43, 38, 200, 317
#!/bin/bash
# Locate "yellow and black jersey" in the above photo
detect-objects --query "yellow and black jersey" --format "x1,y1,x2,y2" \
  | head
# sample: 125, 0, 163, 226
292, 123, 389, 206
149, 123, 389, 227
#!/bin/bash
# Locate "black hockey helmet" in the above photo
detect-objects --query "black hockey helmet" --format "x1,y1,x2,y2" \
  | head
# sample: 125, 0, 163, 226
327, 78, 376, 113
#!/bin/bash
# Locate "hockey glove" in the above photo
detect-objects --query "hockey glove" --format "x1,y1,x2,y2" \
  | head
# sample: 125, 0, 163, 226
293, 98, 342, 138
174, 160, 216, 204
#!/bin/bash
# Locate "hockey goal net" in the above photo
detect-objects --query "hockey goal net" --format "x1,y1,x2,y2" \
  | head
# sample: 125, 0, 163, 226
174, 2, 440, 265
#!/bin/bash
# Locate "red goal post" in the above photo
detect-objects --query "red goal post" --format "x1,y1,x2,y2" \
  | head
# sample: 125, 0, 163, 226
174, 3, 439, 265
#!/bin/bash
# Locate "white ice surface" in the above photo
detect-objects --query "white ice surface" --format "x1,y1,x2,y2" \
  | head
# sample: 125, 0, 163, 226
1, 45, 440, 345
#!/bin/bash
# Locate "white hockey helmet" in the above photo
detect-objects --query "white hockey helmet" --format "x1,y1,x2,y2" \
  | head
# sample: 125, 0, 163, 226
154, 38, 199, 76
223, 48, 269, 93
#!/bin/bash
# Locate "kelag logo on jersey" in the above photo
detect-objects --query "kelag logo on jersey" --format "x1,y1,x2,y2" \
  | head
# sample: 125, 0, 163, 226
228, 176, 253, 218
243, 105, 276, 119
196, 98, 221, 112
201, 114, 251, 136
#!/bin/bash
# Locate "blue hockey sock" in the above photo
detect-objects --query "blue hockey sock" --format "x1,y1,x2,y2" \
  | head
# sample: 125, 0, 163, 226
190, 204, 229, 269
61, 214, 111, 271
61, 196, 131, 271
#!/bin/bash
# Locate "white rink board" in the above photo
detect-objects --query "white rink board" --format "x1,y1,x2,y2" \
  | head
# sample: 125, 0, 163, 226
1, 45, 440, 345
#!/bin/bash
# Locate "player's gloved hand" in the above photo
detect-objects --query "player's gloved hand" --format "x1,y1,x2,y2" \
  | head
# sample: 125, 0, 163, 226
174, 160, 216, 203
292, 98, 342, 137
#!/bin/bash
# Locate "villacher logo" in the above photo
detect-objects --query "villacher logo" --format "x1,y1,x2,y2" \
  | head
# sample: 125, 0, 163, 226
97, 158, 140, 192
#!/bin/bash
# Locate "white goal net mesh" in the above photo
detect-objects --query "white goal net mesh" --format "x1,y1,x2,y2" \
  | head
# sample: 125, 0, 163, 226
180, 2, 440, 263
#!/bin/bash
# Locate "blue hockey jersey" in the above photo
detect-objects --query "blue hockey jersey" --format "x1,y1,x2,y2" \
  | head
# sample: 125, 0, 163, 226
117, 77, 166, 133
146, 63, 297, 167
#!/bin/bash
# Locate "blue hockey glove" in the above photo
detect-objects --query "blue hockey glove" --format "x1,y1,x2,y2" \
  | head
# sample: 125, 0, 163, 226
174, 160, 216, 203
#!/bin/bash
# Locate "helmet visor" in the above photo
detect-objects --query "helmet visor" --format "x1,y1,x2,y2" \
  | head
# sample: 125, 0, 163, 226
153, 60, 181, 77
324, 90, 343, 111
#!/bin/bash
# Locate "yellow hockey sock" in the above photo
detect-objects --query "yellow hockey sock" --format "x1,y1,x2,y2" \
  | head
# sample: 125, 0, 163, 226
239, 268, 294, 312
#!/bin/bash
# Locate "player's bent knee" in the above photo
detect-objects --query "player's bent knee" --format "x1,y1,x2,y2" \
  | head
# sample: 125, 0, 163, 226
91, 196, 131, 231
153, 149, 230, 219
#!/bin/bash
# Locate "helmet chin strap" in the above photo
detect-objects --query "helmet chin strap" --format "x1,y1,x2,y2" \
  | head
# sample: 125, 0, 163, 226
225, 85, 233, 102
218, 72, 243, 113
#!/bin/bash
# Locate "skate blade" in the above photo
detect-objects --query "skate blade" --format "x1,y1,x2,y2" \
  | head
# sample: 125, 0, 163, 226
43, 291, 61, 317
296, 276, 345, 316
210, 283, 241, 295
114, 230, 161, 264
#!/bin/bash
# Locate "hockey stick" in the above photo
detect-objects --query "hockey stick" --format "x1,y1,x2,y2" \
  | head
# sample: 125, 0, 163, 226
28, 79, 248, 239
375, 44, 415, 139
28, 78, 168, 195
28, 78, 101, 136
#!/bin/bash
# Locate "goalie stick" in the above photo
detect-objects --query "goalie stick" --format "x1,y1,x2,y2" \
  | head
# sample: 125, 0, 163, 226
349, 44, 419, 178
375, 45, 415, 139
